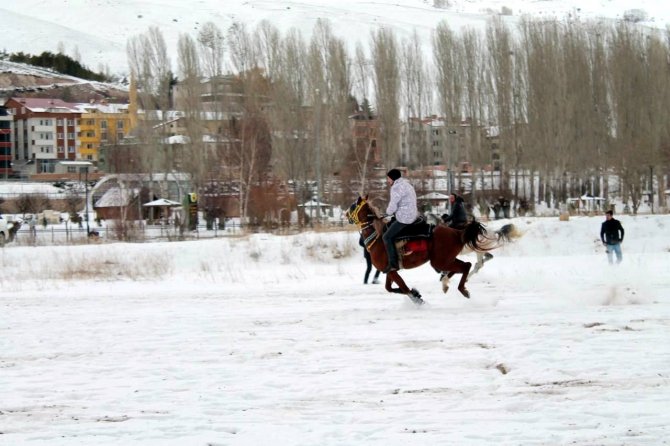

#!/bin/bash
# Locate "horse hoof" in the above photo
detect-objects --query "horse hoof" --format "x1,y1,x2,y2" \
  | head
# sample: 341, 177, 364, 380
408, 288, 424, 305
459, 288, 470, 299
441, 277, 449, 293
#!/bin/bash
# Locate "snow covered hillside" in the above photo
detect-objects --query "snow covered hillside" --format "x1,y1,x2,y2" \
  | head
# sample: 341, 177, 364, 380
2, 0, 669, 74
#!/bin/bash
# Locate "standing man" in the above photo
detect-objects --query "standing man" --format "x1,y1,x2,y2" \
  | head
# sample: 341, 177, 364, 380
600, 210, 624, 264
360, 235, 381, 284
382, 168, 418, 273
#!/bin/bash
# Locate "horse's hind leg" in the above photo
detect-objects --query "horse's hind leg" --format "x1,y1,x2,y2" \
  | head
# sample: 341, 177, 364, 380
472, 252, 484, 274
450, 259, 472, 298
472, 252, 493, 275
441, 274, 450, 294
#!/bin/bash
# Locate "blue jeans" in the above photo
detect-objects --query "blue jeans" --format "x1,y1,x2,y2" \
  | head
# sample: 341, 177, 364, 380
606, 243, 622, 264
382, 220, 408, 268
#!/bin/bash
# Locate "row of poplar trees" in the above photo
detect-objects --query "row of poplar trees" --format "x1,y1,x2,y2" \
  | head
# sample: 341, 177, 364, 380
124, 16, 670, 220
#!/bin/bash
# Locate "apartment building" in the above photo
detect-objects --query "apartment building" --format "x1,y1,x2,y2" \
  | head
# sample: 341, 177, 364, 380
0, 105, 13, 177
3, 97, 81, 174
77, 102, 131, 162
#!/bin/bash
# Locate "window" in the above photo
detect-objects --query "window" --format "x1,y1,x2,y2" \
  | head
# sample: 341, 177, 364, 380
57, 133, 64, 139
67, 133, 75, 139
100, 120, 107, 129
117, 132, 124, 141
86, 119, 95, 125
40, 162, 54, 173
68, 146, 75, 153
67, 119, 74, 126
57, 119, 64, 126
101, 132, 108, 141
116, 121, 124, 129
58, 146, 64, 153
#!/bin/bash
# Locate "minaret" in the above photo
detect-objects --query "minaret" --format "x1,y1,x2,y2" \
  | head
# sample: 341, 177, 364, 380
128, 73, 138, 131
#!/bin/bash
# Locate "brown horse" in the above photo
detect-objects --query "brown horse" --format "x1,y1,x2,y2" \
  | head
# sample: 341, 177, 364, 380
346, 195, 499, 305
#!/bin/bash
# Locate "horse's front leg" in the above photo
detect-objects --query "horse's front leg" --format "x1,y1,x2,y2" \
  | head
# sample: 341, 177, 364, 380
385, 272, 424, 305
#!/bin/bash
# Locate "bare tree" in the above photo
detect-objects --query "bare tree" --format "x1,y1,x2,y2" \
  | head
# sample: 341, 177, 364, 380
227, 22, 272, 222
433, 21, 464, 174
371, 27, 401, 168
177, 33, 207, 194
197, 22, 225, 79
401, 31, 432, 169
268, 28, 313, 211
126, 26, 174, 200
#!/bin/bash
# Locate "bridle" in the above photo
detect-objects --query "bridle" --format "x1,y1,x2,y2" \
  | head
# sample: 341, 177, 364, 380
347, 198, 381, 250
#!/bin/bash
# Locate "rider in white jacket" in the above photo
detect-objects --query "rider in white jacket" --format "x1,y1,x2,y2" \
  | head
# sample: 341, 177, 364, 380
382, 168, 418, 273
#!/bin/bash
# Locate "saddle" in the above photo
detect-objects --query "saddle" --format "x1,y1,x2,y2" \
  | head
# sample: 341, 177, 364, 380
385, 216, 434, 255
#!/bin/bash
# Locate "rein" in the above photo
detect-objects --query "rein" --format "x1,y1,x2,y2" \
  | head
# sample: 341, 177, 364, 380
349, 199, 381, 251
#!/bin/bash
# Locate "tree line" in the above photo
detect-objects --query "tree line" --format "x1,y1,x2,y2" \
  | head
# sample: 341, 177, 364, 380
8, 51, 110, 82
122, 17, 670, 221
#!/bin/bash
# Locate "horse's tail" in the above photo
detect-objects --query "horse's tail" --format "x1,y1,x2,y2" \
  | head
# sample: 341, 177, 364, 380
496, 223, 522, 243
462, 220, 497, 252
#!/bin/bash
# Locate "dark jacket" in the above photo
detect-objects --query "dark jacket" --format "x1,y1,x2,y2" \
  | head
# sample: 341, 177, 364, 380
601, 218, 624, 244
359, 235, 370, 258
442, 196, 468, 228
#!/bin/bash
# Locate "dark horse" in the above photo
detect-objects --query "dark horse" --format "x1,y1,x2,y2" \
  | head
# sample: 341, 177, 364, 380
347, 195, 500, 305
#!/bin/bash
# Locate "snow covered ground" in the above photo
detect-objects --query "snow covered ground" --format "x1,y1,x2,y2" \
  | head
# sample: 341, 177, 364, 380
1, 213, 669, 445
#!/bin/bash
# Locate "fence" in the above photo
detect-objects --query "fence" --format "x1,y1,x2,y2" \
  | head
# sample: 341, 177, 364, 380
11, 219, 350, 246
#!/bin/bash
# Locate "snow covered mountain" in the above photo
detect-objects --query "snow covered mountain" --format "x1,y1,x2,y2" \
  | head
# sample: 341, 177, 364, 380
2, 0, 669, 75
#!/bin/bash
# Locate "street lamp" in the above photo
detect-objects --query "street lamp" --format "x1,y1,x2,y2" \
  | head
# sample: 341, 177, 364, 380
60, 161, 94, 235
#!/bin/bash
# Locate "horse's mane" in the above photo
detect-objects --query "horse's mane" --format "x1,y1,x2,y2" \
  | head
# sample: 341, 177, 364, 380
366, 200, 383, 219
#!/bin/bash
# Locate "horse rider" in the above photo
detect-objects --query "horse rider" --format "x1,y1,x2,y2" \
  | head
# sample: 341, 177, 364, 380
438, 193, 469, 281
442, 193, 468, 229
382, 168, 418, 273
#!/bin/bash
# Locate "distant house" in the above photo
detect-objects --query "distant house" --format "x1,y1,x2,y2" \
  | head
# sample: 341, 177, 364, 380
94, 187, 139, 220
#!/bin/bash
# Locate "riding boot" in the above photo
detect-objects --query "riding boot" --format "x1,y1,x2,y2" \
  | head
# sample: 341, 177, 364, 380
383, 242, 399, 273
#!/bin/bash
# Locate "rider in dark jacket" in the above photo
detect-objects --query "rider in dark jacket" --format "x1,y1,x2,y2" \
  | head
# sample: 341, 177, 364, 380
441, 193, 468, 229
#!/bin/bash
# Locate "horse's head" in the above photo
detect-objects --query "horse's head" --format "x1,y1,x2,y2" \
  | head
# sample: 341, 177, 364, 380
346, 195, 372, 226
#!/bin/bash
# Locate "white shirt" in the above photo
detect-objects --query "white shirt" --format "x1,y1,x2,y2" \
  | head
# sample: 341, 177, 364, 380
386, 177, 418, 224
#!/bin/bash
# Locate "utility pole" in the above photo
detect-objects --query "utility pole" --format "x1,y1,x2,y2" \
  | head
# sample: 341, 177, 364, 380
649, 165, 654, 214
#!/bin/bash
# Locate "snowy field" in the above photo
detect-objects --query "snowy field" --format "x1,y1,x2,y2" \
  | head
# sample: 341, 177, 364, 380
1, 214, 669, 445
